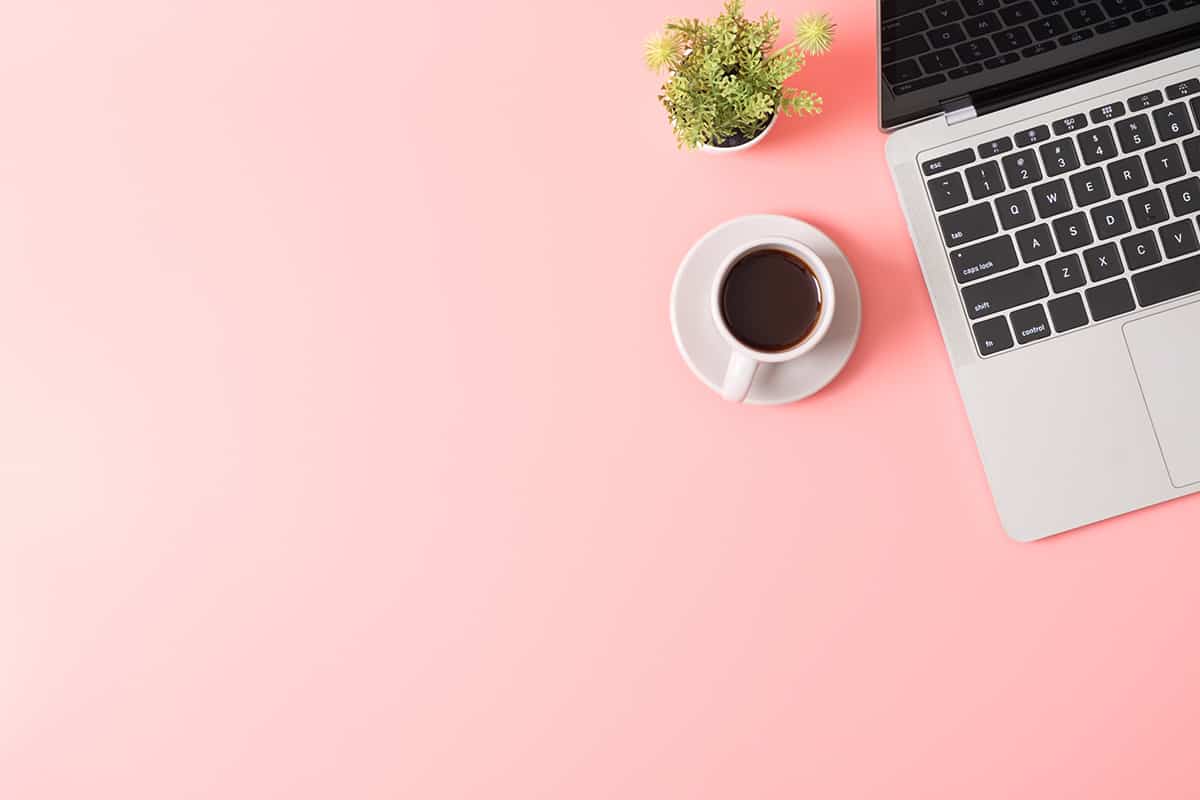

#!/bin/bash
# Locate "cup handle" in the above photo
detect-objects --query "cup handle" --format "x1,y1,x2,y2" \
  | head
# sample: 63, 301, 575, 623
721, 350, 759, 402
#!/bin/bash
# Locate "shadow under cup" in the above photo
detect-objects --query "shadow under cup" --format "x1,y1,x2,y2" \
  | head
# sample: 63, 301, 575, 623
718, 246, 823, 353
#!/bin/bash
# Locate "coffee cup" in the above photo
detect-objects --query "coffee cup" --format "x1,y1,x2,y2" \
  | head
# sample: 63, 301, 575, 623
710, 237, 836, 402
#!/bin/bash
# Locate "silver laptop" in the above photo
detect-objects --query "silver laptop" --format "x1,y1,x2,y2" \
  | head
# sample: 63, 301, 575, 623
882, 1, 1200, 540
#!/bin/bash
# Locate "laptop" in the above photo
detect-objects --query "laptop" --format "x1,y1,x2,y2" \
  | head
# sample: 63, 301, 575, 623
882, 1, 1200, 540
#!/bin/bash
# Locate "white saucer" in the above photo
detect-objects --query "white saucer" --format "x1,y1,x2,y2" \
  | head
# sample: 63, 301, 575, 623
670, 214, 862, 405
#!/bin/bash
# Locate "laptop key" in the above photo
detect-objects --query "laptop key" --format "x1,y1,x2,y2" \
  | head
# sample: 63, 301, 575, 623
983, 53, 1020, 69
1085, 278, 1136, 320
940, 202, 999, 245
884, 59, 924, 83
1039, 138, 1080, 176
999, 0, 1038, 23
923, 148, 975, 175
962, 265, 1050, 318
1146, 143, 1185, 182
1182, 135, 1200, 171
978, 136, 1013, 157
1114, 114, 1156, 152
882, 11, 931, 42
1107, 155, 1148, 194
1095, 18, 1131, 33
1066, 2, 1105, 27
929, 22, 968, 46
1164, 78, 1200, 100
950, 234, 1020, 282
1033, 178, 1073, 217
972, 315, 1014, 355
920, 48, 961, 73
1077, 127, 1118, 163
996, 189, 1036, 229
963, 11, 1002, 35
1121, 229, 1163, 268
1132, 4, 1168, 19
963, 0, 1000, 12
929, 173, 969, 210
1088, 101, 1125, 124
1016, 222, 1057, 261
1100, 0, 1142, 14
993, 27, 1033, 51
964, 161, 1005, 198
1128, 89, 1164, 110
1083, 242, 1124, 281
1069, 167, 1111, 206
1090, 200, 1132, 239
1052, 113, 1088, 136
1047, 253, 1087, 291
1131, 254, 1200, 306
1014, 125, 1051, 147
1166, 177, 1200, 216
1152, 103, 1193, 140
1052, 212, 1094, 251
955, 38, 997, 62
1002, 149, 1042, 187
926, 0, 966, 24
1059, 30, 1094, 46
1048, 292, 1089, 331
1029, 14, 1069, 39
1130, 187, 1169, 227
1011, 304, 1052, 343
1159, 219, 1200, 259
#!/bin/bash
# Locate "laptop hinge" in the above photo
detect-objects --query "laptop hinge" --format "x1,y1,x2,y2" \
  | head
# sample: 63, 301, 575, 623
943, 96, 977, 126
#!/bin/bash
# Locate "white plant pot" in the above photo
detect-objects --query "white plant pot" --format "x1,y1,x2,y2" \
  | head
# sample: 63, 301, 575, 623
700, 113, 778, 154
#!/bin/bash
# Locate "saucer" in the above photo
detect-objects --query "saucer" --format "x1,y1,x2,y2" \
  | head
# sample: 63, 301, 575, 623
670, 214, 862, 405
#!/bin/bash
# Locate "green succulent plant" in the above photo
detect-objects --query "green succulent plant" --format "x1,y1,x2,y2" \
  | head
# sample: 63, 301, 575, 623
645, 1, 835, 150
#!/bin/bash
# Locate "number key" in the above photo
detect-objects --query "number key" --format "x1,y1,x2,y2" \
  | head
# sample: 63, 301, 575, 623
928, 172, 969, 210
1077, 127, 1118, 164
1115, 114, 1156, 152
1039, 138, 1080, 176
1152, 103, 1194, 141
964, 161, 1005, 199
1002, 149, 1042, 187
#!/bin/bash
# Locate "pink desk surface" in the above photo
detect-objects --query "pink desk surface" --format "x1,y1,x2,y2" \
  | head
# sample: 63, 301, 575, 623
6, 1, 1200, 798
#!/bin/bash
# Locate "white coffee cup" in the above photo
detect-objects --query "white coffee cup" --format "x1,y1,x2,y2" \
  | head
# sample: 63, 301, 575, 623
711, 237, 836, 403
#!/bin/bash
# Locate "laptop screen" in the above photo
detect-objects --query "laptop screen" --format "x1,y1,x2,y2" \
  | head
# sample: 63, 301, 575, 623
880, 0, 1200, 130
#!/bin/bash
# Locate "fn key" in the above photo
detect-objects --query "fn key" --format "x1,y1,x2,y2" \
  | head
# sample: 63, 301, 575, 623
973, 316, 1014, 356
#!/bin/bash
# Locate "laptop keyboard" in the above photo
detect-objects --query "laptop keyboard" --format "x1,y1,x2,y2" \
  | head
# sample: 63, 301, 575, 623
882, 0, 1186, 98
923, 77, 1200, 356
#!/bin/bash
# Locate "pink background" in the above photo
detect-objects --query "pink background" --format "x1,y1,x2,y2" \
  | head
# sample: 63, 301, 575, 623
6, 1, 1200, 797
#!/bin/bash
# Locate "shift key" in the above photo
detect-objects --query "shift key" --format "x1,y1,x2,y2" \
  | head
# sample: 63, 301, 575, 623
962, 266, 1049, 319
950, 235, 1019, 283
940, 202, 998, 247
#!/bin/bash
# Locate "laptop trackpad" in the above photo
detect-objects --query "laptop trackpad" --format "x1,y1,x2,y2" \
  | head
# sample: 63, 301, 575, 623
1125, 302, 1200, 488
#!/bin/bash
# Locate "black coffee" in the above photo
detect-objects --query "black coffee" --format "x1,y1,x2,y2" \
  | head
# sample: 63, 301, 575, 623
719, 249, 821, 352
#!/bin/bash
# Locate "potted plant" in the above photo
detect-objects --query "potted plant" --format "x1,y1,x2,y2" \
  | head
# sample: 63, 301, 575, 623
645, 0, 835, 152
